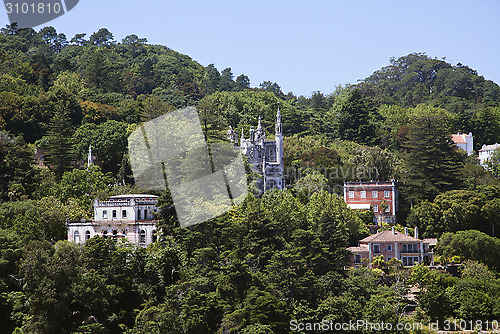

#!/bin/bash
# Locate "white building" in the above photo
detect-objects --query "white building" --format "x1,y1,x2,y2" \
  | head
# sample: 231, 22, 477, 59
227, 109, 284, 196
451, 132, 474, 156
479, 143, 500, 166
67, 194, 159, 246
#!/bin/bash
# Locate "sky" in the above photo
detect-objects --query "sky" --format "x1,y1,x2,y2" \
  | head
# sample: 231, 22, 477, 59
1, 0, 500, 97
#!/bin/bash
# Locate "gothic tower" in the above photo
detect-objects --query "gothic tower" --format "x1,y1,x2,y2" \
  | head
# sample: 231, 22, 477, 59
275, 108, 283, 165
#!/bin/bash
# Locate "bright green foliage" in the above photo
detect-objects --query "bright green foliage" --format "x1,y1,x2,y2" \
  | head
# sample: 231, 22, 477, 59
436, 230, 500, 271
407, 187, 500, 237
486, 147, 500, 178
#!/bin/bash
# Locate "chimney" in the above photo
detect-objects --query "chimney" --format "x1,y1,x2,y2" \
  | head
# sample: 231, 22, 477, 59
404, 227, 408, 235
392, 226, 396, 234
414, 227, 419, 239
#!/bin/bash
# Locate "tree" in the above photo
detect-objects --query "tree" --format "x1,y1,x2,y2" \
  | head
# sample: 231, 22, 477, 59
328, 89, 376, 144
219, 68, 235, 91
44, 110, 74, 180
485, 147, 500, 178
0, 134, 37, 201
235, 74, 250, 91
436, 230, 500, 271
399, 112, 464, 204
89, 28, 114, 46
259, 81, 283, 97
70, 33, 87, 46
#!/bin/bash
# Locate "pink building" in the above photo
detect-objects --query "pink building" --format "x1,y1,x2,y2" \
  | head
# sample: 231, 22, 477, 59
347, 227, 434, 267
343, 180, 398, 224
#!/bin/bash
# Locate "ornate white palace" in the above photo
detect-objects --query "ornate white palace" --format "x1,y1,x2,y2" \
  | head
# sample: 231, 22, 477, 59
67, 194, 159, 246
227, 109, 284, 196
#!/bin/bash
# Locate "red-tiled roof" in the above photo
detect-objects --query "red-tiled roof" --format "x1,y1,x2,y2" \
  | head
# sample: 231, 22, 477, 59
360, 230, 421, 243
452, 134, 467, 144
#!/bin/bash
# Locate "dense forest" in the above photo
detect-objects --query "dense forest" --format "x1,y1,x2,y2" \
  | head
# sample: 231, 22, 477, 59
1, 24, 500, 333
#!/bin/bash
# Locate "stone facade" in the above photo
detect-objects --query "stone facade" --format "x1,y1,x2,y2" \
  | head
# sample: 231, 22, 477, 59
67, 194, 159, 246
227, 109, 284, 196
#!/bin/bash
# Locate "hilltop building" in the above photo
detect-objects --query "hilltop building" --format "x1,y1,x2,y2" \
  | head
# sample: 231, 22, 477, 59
227, 109, 284, 196
343, 180, 398, 224
347, 227, 435, 267
67, 194, 159, 246
451, 132, 474, 156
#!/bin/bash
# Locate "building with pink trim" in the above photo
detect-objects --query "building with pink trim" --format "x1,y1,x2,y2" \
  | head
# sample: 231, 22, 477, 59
347, 227, 435, 267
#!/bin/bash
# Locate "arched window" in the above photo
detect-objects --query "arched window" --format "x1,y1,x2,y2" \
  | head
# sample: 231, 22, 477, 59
152, 229, 157, 243
268, 180, 277, 189
140, 230, 146, 244
74, 230, 80, 242
112, 230, 118, 241
85, 230, 91, 240
103, 230, 108, 238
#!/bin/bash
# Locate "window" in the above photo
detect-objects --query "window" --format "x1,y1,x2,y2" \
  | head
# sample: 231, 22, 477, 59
74, 231, 80, 242
384, 190, 390, 198
360, 191, 366, 199
355, 254, 362, 263
152, 229, 157, 243
103, 230, 108, 238
372, 191, 378, 198
402, 244, 408, 253
387, 244, 392, 251
85, 230, 90, 240
137, 210, 141, 220
103, 210, 108, 219
349, 191, 354, 199
112, 230, 118, 241
373, 205, 378, 213
144, 210, 148, 219
112, 210, 117, 218
373, 244, 380, 254
385, 206, 390, 213
414, 257, 419, 264
140, 230, 146, 244
122, 210, 127, 218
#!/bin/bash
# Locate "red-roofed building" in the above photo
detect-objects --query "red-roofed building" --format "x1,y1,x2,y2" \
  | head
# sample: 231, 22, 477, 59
343, 180, 398, 224
451, 132, 473, 156
347, 227, 434, 267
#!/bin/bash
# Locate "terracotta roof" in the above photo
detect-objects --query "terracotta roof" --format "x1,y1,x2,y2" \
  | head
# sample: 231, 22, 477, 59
479, 143, 500, 152
452, 134, 467, 144
360, 230, 421, 243
347, 246, 369, 253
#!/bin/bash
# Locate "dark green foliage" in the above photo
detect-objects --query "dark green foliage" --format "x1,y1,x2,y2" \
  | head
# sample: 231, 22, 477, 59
399, 113, 464, 204
329, 89, 377, 144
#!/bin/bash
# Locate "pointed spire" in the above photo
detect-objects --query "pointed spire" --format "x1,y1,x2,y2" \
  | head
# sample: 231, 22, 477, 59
275, 107, 282, 135
87, 144, 94, 170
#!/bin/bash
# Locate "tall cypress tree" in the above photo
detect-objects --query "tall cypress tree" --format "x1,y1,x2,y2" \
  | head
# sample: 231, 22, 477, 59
45, 110, 74, 180
400, 114, 464, 204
